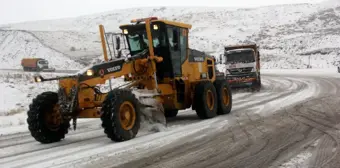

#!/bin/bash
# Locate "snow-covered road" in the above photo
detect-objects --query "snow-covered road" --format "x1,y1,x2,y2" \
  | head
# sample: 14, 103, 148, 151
1, 70, 340, 168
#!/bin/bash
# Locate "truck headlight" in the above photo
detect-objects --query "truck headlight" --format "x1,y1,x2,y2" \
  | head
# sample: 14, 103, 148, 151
86, 69, 94, 76
225, 70, 230, 75
251, 68, 255, 72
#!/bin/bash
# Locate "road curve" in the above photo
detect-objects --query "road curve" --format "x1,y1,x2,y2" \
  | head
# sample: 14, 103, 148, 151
1, 72, 340, 168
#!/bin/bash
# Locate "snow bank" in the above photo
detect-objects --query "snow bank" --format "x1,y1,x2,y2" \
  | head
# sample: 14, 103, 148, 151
0, 72, 62, 127
262, 68, 340, 77
321, 0, 340, 9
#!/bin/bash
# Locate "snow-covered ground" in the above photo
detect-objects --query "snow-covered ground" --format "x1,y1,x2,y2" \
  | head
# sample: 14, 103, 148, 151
0, 71, 68, 127
0, 67, 338, 131
1, 68, 339, 167
2, 1, 340, 167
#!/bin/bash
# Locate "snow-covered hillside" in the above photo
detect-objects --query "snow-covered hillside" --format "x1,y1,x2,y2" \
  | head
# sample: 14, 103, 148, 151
0, 30, 85, 69
0, 1, 340, 69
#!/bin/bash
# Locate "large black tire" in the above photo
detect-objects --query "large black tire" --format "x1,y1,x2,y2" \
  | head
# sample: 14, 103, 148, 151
252, 74, 262, 91
194, 81, 218, 119
101, 89, 141, 142
165, 109, 178, 118
214, 80, 232, 115
27, 92, 70, 143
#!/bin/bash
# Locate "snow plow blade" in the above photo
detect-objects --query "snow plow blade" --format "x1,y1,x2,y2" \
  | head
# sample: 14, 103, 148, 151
133, 90, 167, 127
139, 97, 166, 126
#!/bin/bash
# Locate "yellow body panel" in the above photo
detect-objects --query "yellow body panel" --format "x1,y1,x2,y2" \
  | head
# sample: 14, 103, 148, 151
153, 19, 192, 29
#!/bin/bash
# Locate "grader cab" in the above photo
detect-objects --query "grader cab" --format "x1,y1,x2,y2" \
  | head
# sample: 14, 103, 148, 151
27, 17, 233, 143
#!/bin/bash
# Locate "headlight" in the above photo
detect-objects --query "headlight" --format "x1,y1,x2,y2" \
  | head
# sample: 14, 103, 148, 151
153, 24, 159, 30
251, 68, 255, 72
123, 29, 128, 34
225, 69, 230, 75
33, 76, 42, 82
86, 69, 94, 76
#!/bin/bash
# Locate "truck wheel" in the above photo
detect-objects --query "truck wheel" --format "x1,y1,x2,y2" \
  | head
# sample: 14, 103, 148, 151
101, 89, 141, 142
214, 80, 232, 115
252, 74, 261, 91
165, 109, 178, 118
194, 81, 218, 119
27, 92, 70, 143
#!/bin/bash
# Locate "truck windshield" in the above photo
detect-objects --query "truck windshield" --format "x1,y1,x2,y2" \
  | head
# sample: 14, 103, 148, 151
38, 60, 48, 64
226, 50, 255, 63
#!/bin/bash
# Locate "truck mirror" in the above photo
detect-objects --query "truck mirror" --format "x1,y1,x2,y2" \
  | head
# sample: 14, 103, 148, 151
116, 36, 121, 50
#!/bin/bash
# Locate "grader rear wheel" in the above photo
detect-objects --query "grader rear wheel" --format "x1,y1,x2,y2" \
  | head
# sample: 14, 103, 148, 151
101, 89, 141, 142
194, 81, 218, 119
214, 80, 232, 115
27, 92, 70, 143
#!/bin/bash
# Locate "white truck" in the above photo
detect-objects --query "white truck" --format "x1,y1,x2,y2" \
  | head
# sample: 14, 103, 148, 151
223, 44, 261, 91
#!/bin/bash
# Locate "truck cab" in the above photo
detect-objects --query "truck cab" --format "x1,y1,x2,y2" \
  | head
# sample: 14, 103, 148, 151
224, 44, 261, 90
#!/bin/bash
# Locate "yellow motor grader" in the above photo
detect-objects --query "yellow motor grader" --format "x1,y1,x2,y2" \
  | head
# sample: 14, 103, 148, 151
27, 17, 233, 143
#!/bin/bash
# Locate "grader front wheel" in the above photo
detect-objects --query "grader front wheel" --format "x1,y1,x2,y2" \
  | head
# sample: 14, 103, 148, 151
101, 89, 141, 142
27, 92, 70, 143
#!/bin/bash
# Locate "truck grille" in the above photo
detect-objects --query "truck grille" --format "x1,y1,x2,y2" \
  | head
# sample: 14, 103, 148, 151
229, 67, 253, 75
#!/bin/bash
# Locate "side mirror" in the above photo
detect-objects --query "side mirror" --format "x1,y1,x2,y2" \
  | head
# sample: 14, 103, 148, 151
117, 50, 122, 58
172, 29, 179, 51
219, 54, 223, 64
116, 36, 120, 50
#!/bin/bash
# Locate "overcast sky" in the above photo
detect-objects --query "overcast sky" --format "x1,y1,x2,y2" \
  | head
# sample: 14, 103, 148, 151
0, 0, 325, 25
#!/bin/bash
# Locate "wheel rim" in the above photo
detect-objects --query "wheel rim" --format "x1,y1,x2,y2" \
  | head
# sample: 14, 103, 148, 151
206, 90, 214, 110
222, 87, 230, 106
119, 101, 136, 130
44, 104, 62, 131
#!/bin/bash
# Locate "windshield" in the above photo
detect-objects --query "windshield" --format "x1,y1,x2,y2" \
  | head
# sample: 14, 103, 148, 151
226, 50, 255, 64
125, 25, 166, 56
127, 31, 148, 53
38, 60, 48, 64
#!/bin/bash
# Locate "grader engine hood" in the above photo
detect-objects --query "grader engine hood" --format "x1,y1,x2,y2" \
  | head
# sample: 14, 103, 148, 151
32, 57, 127, 84
77, 58, 126, 82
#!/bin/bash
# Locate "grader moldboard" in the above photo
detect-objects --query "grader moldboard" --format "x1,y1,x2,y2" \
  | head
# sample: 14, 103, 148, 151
27, 17, 233, 143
